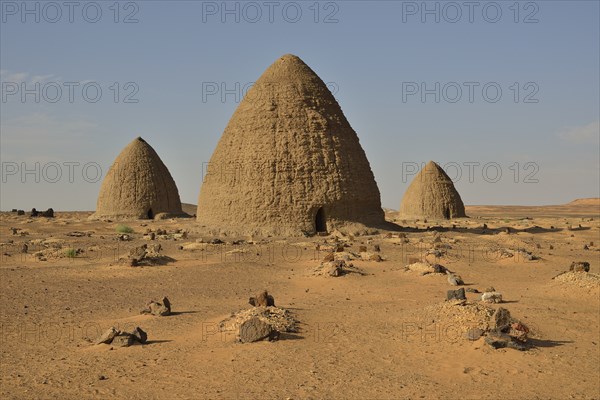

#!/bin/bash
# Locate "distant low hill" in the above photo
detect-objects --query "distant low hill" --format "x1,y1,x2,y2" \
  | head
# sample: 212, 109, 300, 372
568, 198, 600, 206
182, 203, 197, 216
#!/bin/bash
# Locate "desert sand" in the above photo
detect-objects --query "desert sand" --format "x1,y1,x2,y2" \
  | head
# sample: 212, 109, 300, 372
0, 200, 598, 399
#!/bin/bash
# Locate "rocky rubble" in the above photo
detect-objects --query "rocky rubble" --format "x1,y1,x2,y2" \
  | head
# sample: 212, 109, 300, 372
313, 260, 367, 277
95, 326, 148, 347
219, 302, 298, 343
121, 244, 171, 266
416, 301, 532, 351
141, 297, 172, 316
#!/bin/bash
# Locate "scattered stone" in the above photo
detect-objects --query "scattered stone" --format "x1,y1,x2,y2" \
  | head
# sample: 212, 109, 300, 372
484, 287, 496, 293
239, 317, 276, 343
497, 249, 514, 258
249, 290, 275, 307
485, 331, 527, 351
11, 209, 17, 213
426, 249, 445, 258
509, 322, 530, 342
465, 328, 484, 341
432, 264, 447, 274
446, 272, 464, 286
373, 244, 381, 252
130, 327, 148, 344
20, 243, 28, 253
129, 245, 147, 260
66, 231, 88, 237
95, 326, 148, 347
98, 375, 107, 381
570, 261, 590, 272
358, 245, 367, 252
361, 252, 382, 262
162, 296, 171, 312
95, 327, 119, 345
405, 261, 435, 275
322, 252, 335, 262
30, 208, 39, 217
123, 244, 168, 266
141, 297, 171, 316
144, 232, 156, 241
111, 333, 134, 347
481, 292, 503, 304
314, 260, 365, 277
17, 210, 25, 215
465, 288, 480, 294
328, 262, 343, 277
492, 307, 511, 330
515, 248, 539, 261
549, 245, 554, 250
172, 232, 187, 240
42, 208, 54, 218
447, 288, 466, 301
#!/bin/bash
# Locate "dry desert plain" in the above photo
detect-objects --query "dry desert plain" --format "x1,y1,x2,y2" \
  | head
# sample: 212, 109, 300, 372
0, 199, 599, 399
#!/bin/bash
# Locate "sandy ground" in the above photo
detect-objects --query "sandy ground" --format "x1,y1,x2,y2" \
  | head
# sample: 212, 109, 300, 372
1, 201, 599, 399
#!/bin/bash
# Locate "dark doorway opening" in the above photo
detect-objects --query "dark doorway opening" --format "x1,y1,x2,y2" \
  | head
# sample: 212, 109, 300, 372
147, 208, 154, 219
443, 207, 450, 219
315, 207, 327, 233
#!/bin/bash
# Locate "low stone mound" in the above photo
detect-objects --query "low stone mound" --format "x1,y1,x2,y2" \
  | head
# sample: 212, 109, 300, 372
412, 302, 535, 350
404, 261, 447, 276
553, 271, 600, 289
119, 244, 173, 266
248, 290, 275, 307
219, 306, 298, 342
141, 297, 171, 316
312, 260, 367, 277
420, 301, 495, 334
94, 326, 147, 347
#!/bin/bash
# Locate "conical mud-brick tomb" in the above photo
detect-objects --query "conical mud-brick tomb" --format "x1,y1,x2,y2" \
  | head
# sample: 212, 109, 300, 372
197, 54, 385, 235
91, 137, 185, 220
399, 161, 466, 219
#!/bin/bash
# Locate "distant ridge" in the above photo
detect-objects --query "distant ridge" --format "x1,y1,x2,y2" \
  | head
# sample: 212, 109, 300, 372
568, 198, 600, 206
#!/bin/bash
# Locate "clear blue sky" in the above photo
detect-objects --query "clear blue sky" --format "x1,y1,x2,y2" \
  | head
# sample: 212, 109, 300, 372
1, 0, 599, 210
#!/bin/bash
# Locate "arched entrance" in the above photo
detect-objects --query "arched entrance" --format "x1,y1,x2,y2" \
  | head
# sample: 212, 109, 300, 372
147, 208, 154, 219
